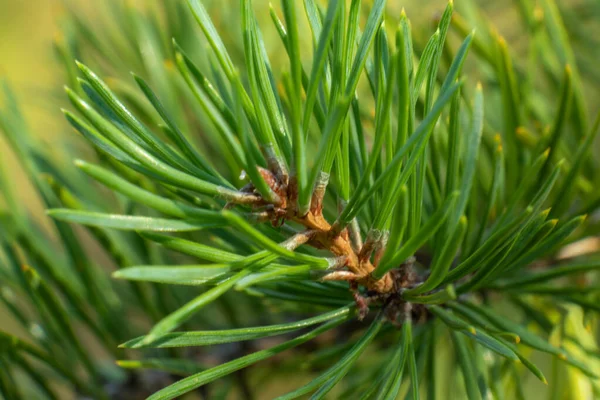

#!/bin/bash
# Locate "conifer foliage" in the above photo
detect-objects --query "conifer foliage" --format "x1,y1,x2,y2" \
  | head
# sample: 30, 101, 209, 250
1, 0, 599, 398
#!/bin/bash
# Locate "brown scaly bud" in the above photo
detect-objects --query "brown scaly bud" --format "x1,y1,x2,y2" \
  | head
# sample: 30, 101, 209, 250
258, 166, 287, 208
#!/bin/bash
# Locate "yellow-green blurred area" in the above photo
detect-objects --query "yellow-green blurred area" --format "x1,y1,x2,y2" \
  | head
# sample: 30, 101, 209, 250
0, 1, 61, 86
1, 1, 600, 399
0, 0, 63, 231
0, 0, 63, 131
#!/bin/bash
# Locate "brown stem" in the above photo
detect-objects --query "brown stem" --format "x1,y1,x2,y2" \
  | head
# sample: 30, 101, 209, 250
293, 213, 395, 293
236, 166, 398, 294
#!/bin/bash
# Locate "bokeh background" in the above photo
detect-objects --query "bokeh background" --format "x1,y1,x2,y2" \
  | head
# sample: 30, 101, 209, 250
1, 1, 599, 399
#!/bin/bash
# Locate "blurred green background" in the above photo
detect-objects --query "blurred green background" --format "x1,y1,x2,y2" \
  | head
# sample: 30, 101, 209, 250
0, 0, 63, 128
0, 1, 60, 84
0, 0, 64, 224
1, 1, 599, 399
